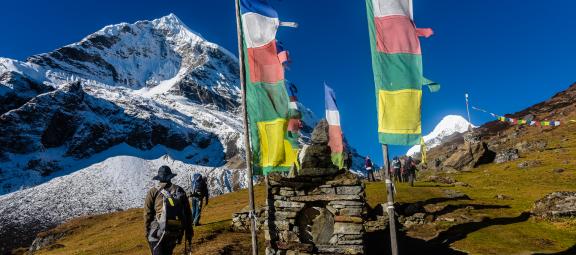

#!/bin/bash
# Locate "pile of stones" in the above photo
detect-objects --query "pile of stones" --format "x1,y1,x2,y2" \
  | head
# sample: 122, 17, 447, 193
231, 205, 266, 232
264, 120, 367, 255
264, 171, 367, 255
533, 191, 576, 219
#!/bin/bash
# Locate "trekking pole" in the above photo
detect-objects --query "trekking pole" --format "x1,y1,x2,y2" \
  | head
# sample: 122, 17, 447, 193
183, 240, 190, 255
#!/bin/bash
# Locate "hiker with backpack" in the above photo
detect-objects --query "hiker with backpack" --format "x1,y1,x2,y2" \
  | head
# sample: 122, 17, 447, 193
365, 156, 376, 182
391, 156, 402, 182
144, 166, 193, 255
405, 156, 418, 187
189, 173, 209, 226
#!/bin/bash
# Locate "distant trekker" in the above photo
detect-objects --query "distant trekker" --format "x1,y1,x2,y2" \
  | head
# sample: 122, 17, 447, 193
190, 173, 209, 226
343, 151, 353, 171
145, 166, 193, 255
365, 156, 376, 182
391, 156, 402, 182
405, 156, 418, 187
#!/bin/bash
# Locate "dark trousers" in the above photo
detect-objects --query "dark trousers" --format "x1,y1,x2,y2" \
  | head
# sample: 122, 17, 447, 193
191, 197, 203, 226
149, 240, 177, 255
392, 168, 401, 182
408, 171, 416, 187
367, 170, 376, 181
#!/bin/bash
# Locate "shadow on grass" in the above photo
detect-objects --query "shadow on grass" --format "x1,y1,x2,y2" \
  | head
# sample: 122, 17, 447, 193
366, 227, 466, 255
367, 212, 531, 255
533, 244, 576, 255
393, 195, 472, 217
429, 212, 531, 246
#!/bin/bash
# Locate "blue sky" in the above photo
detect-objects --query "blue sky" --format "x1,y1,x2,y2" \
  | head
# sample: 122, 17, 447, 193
1, 1, 575, 164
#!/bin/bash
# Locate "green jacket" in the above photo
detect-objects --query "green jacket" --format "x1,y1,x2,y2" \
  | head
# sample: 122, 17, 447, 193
144, 182, 193, 242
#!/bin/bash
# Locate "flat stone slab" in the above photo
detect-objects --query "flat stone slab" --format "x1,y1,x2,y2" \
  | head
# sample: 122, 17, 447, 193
336, 186, 363, 195
333, 222, 364, 235
289, 194, 362, 202
334, 216, 363, 223
316, 245, 364, 255
274, 200, 306, 208
275, 242, 314, 252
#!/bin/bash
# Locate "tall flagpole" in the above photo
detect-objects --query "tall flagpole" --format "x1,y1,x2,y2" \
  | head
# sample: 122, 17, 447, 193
465, 93, 472, 131
381, 144, 399, 255
234, 0, 259, 254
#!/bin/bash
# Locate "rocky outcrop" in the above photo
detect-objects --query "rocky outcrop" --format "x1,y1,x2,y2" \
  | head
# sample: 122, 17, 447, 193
29, 230, 68, 253
0, 71, 54, 115
443, 141, 496, 170
231, 205, 266, 232
424, 175, 456, 184
495, 148, 519, 164
0, 81, 219, 159
515, 140, 547, 154
517, 160, 543, 169
533, 192, 576, 219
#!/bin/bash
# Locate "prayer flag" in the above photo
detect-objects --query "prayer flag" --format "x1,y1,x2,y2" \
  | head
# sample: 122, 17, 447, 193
240, 0, 297, 175
365, 0, 436, 145
287, 95, 302, 148
325, 84, 345, 169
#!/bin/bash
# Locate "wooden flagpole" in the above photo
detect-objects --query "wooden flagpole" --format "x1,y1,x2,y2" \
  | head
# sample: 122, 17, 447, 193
234, 1, 259, 254
381, 144, 399, 255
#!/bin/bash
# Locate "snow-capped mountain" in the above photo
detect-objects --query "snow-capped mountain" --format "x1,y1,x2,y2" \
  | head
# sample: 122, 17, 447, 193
0, 14, 362, 252
406, 115, 473, 156
0, 14, 244, 194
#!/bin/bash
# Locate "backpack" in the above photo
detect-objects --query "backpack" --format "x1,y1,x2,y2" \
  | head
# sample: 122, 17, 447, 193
365, 159, 373, 168
191, 174, 205, 197
392, 159, 401, 169
405, 157, 415, 171
154, 185, 186, 243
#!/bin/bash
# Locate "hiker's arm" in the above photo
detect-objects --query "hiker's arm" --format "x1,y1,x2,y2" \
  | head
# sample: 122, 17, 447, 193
143, 189, 155, 237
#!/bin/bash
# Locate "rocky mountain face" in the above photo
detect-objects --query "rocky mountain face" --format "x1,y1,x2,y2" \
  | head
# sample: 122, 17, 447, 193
423, 82, 576, 172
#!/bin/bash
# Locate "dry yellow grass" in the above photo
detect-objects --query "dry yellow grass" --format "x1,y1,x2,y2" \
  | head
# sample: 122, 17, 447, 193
35, 185, 267, 255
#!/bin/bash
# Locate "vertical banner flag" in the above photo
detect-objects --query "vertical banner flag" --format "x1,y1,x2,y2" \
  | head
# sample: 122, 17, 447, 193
287, 83, 302, 149
325, 84, 345, 169
365, 0, 437, 145
240, 0, 297, 175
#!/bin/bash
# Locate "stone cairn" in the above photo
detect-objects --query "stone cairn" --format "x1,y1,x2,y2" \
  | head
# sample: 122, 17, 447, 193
264, 120, 367, 255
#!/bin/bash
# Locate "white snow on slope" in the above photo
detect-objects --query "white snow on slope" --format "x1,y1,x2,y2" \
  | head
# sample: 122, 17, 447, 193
406, 115, 473, 156
0, 146, 246, 230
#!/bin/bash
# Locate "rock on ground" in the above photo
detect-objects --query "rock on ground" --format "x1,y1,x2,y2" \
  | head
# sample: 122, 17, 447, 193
495, 148, 519, 163
443, 142, 496, 170
532, 191, 576, 219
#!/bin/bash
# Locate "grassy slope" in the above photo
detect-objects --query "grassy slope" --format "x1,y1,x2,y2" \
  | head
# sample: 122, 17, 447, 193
35, 185, 268, 255
33, 125, 576, 255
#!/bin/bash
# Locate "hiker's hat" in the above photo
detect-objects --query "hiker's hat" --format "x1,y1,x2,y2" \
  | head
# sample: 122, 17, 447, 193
153, 165, 177, 182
